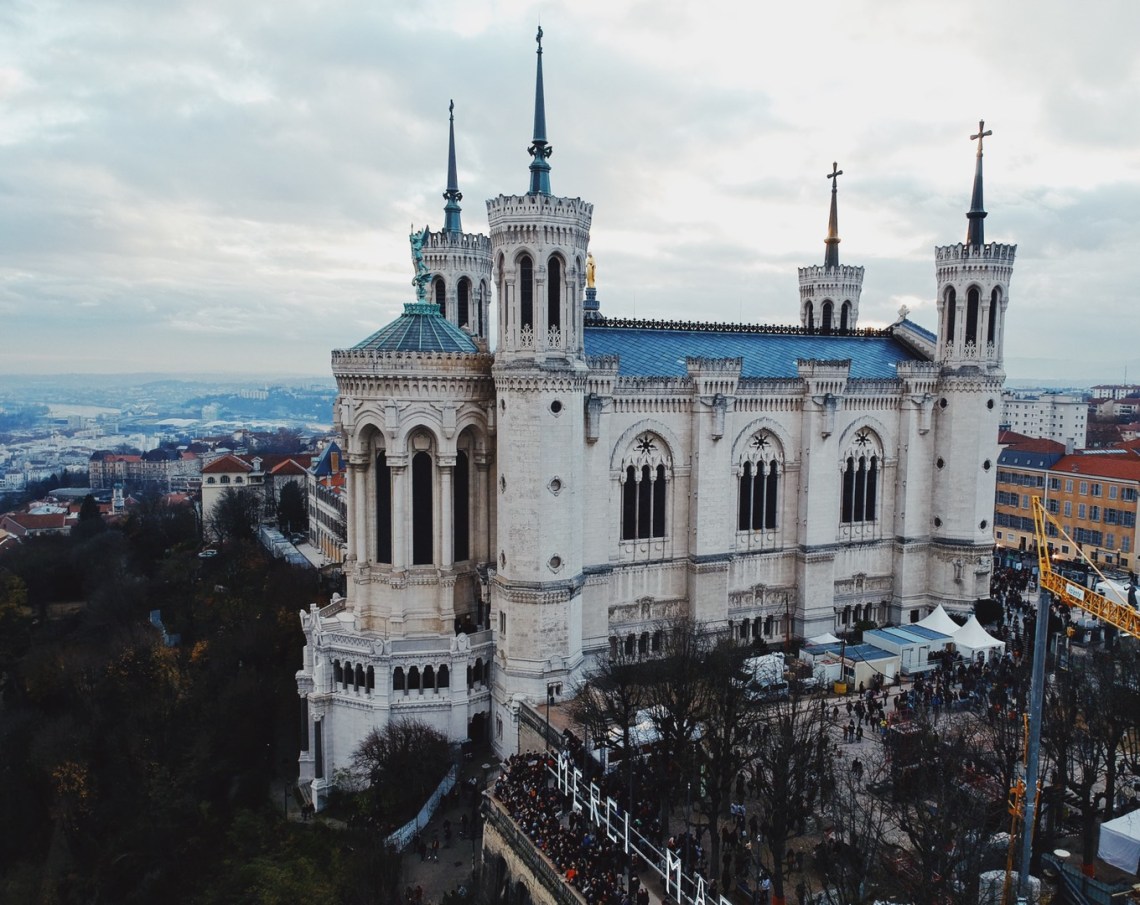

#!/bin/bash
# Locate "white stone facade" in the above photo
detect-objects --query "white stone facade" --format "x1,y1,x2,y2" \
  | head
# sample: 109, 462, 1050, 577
294, 55, 1015, 797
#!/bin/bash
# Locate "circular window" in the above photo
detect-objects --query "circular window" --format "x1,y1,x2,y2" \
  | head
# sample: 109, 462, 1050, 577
548, 477, 563, 495
980, 519, 989, 529
548, 555, 562, 571
983, 459, 992, 471
550, 400, 563, 415
936, 457, 945, 469
933, 517, 942, 528
986, 399, 995, 410
939, 398, 948, 409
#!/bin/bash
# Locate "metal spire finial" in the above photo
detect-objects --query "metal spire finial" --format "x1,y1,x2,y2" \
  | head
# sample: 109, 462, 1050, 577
527, 25, 552, 194
825, 161, 843, 268
442, 100, 463, 234
966, 119, 992, 246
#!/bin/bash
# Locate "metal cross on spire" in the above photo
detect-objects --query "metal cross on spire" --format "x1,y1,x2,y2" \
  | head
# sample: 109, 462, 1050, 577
966, 119, 992, 245
824, 161, 843, 268
971, 119, 992, 157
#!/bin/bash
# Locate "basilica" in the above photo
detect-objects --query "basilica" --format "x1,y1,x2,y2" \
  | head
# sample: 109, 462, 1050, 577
295, 30, 1013, 800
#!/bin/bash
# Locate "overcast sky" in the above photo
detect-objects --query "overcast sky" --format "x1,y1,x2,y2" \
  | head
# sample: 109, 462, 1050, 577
2, 0, 1138, 382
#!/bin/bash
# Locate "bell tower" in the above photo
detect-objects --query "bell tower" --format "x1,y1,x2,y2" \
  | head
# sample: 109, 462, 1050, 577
935, 121, 1015, 368
930, 121, 1014, 612
422, 101, 494, 342
488, 27, 591, 363
486, 28, 592, 755
798, 162, 864, 333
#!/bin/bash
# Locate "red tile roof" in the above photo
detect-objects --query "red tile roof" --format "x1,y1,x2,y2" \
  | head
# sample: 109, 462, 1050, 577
999, 431, 1066, 454
201, 454, 253, 474
1052, 453, 1140, 481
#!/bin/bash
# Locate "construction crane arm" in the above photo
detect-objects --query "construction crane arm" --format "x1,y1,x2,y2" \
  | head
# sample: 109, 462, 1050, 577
1031, 496, 1140, 640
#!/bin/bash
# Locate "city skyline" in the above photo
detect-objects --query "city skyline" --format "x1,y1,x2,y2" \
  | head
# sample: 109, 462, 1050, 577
2, 0, 1138, 380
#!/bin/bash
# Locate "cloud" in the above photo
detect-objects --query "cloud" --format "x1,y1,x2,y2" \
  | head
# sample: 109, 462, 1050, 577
0, 0, 1137, 382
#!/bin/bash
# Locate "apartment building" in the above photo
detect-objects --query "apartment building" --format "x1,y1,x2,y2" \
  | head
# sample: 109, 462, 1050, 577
994, 437, 1140, 572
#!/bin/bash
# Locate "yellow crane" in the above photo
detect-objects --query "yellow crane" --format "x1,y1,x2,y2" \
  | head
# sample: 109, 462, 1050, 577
1031, 496, 1140, 638
1003, 496, 1139, 903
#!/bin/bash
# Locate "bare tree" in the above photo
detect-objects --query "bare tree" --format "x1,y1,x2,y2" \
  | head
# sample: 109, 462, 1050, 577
814, 757, 893, 905
642, 617, 709, 836
694, 639, 764, 891
567, 638, 648, 822
879, 715, 999, 905
750, 689, 833, 905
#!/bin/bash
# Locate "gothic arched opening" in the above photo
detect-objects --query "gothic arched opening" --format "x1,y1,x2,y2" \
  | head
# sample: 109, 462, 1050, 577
411, 450, 433, 565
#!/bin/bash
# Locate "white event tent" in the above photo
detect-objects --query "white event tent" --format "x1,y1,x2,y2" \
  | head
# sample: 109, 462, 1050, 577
916, 604, 962, 636
1098, 809, 1140, 875
953, 615, 1005, 662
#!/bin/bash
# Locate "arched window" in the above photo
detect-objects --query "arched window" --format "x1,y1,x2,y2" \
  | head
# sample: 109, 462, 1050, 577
764, 614, 774, 636
412, 450, 433, 565
620, 433, 671, 541
333, 660, 343, 685
433, 276, 446, 319
519, 254, 534, 331
458, 277, 471, 328
987, 287, 1000, 343
454, 450, 470, 562
805, 301, 814, 331
479, 280, 488, 336
638, 632, 648, 655
840, 429, 881, 525
366, 666, 375, 692
355, 664, 365, 690
424, 665, 436, 691
206, 477, 215, 484
548, 255, 562, 332
840, 301, 850, 332
234, 476, 243, 484
738, 431, 783, 533
408, 666, 421, 691
652, 630, 662, 652
376, 449, 392, 563
466, 664, 474, 688
625, 634, 635, 657
438, 665, 449, 688
965, 286, 980, 346
393, 666, 405, 692
473, 658, 484, 685
220, 475, 230, 484
821, 300, 834, 335
944, 287, 956, 343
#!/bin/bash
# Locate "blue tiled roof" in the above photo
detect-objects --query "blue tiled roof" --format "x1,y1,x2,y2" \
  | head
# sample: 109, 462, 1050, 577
900, 318, 937, 343
353, 302, 478, 354
582, 325, 922, 378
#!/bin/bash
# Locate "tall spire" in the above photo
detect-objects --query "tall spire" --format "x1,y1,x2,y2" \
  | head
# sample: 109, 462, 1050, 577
442, 100, 463, 235
824, 161, 843, 268
966, 119, 992, 246
527, 25, 552, 195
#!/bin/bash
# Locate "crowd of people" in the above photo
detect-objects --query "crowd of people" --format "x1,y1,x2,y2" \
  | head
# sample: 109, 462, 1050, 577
492, 751, 650, 905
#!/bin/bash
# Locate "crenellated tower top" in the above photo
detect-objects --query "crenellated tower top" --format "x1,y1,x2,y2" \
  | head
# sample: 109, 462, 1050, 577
798, 161, 864, 332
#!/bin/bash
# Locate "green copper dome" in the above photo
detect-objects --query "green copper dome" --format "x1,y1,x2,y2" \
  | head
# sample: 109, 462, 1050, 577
353, 302, 478, 354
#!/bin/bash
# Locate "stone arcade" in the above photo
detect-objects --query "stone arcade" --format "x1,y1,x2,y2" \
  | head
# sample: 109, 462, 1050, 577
295, 33, 1012, 801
